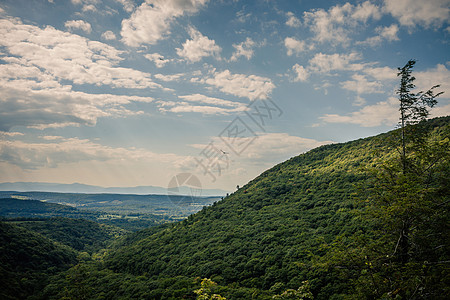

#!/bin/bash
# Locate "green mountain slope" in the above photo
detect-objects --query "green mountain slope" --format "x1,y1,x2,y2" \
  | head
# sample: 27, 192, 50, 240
7, 217, 127, 253
0, 221, 77, 300
102, 117, 449, 299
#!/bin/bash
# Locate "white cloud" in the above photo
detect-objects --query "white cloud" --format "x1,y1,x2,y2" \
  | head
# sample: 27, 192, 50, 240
0, 132, 24, 137
0, 77, 153, 130
359, 24, 399, 46
0, 18, 160, 89
309, 52, 365, 73
71, 0, 99, 12
321, 97, 399, 127
415, 64, 450, 99
352, 1, 382, 21
303, 1, 381, 45
284, 37, 305, 56
230, 37, 255, 62
363, 66, 397, 81
0, 137, 186, 170
159, 103, 245, 115
158, 93, 246, 115
64, 20, 92, 34
145, 53, 172, 68
286, 11, 300, 27
114, 0, 134, 13
292, 64, 309, 82
202, 70, 275, 100
176, 27, 221, 63
341, 74, 383, 94
154, 73, 184, 82
101, 30, 116, 40
430, 103, 450, 118
121, 0, 209, 47
179, 94, 245, 108
383, 0, 450, 28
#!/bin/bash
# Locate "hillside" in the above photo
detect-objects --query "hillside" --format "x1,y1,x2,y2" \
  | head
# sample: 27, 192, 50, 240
102, 116, 449, 299
6, 217, 127, 253
12, 116, 450, 299
0, 221, 77, 300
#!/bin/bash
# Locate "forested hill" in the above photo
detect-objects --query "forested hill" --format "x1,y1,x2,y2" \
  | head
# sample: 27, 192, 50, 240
36, 116, 449, 299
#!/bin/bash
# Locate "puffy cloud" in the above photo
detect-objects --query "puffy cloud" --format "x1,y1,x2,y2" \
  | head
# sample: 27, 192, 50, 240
230, 37, 255, 61
415, 64, 450, 99
202, 70, 275, 100
176, 27, 221, 62
303, 1, 381, 45
0, 18, 161, 89
341, 74, 384, 94
383, 0, 450, 28
71, 0, 99, 12
358, 24, 399, 46
363, 66, 397, 81
64, 20, 92, 34
292, 64, 309, 82
284, 37, 305, 56
121, 0, 209, 47
0, 17, 158, 131
145, 53, 173, 68
101, 30, 116, 40
286, 11, 300, 27
0, 77, 153, 130
114, 0, 134, 13
309, 52, 365, 73
321, 97, 399, 127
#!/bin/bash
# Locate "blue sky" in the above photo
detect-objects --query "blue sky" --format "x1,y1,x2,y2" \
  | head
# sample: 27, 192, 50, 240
0, 0, 449, 191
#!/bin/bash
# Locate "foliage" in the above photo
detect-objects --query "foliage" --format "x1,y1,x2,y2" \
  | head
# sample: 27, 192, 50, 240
272, 281, 313, 299
320, 63, 449, 299
8, 217, 127, 253
194, 278, 227, 300
0, 221, 77, 300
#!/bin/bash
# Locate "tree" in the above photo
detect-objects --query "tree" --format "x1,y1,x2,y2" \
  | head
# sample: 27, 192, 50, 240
397, 59, 443, 173
272, 281, 313, 300
194, 278, 226, 300
357, 61, 448, 298
322, 61, 448, 299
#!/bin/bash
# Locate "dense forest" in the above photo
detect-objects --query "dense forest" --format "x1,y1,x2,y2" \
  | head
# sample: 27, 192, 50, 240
1, 114, 448, 299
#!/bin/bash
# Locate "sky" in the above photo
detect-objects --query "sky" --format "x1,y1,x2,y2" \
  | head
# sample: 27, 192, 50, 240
0, 0, 449, 192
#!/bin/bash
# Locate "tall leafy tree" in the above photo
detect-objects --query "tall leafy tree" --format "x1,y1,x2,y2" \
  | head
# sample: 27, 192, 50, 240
397, 59, 443, 173
322, 61, 448, 299
358, 60, 448, 298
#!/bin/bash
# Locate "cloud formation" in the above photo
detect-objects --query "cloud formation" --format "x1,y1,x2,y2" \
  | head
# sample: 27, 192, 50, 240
284, 37, 306, 56
230, 37, 256, 61
303, 1, 381, 45
202, 70, 275, 100
121, 0, 209, 47
0, 18, 160, 89
384, 0, 450, 28
176, 27, 221, 62
64, 20, 92, 33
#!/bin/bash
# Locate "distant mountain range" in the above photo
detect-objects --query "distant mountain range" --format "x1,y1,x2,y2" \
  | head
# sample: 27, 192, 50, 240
0, 182, 229, 197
